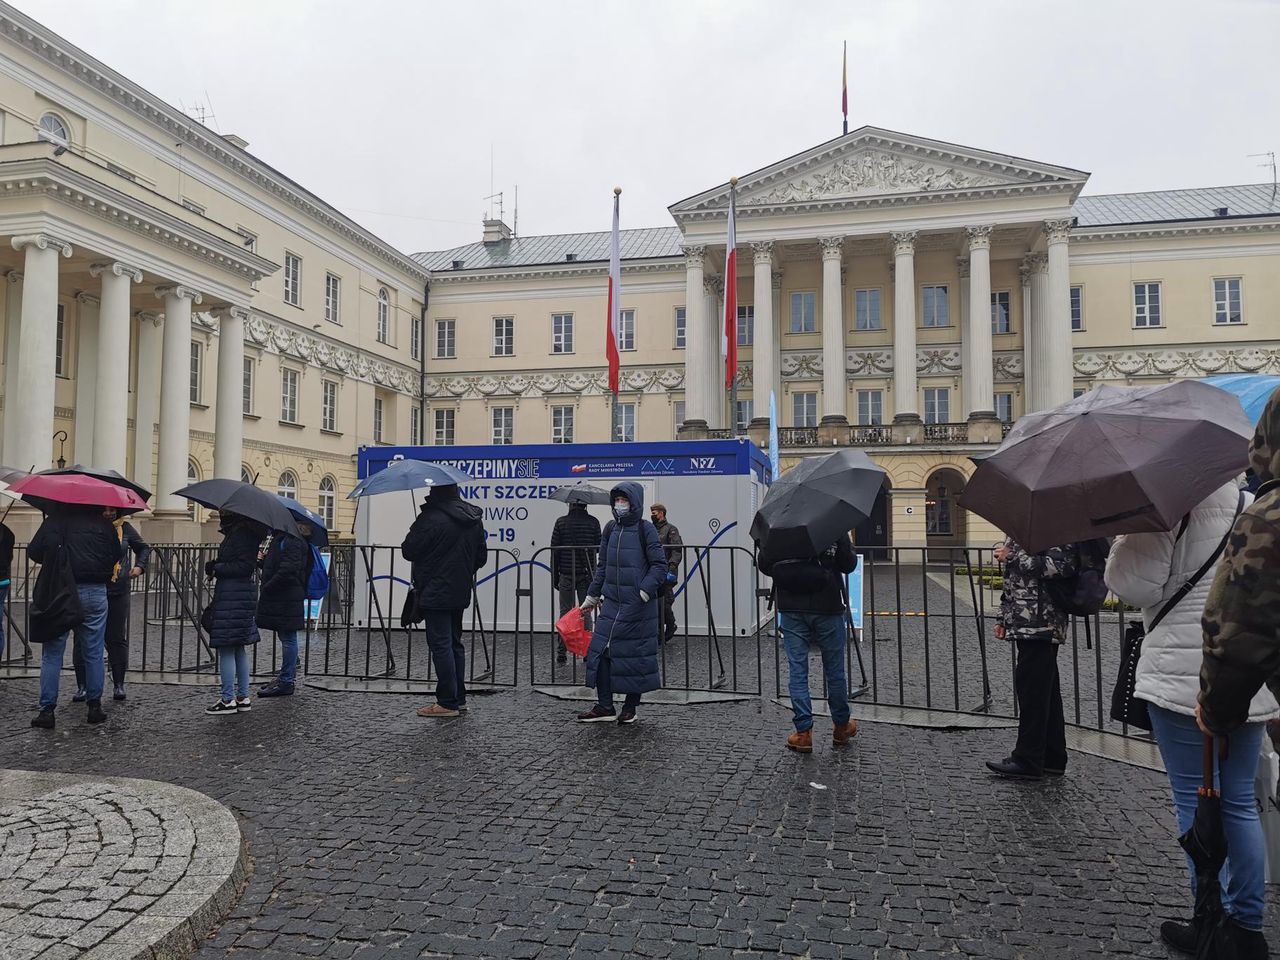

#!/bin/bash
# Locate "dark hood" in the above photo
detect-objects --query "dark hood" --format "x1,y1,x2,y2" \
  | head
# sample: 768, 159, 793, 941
424, 488, 483, 525
610, 481, 645, 525
1249, 386, 1280, 484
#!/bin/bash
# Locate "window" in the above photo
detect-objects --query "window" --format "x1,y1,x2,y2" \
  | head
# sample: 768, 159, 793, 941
280, 368, 299, 423
674, 307, 686, 349
618, 309, 636, 351
857, 389, 883, 426
789, 292, 816, 333
38, 112, 69, 145
1070, 286, 1084, 331
924, 387, 950, 424
242, 357, 254, 415
995, 393, 1014, 423
187, 460, 200, 519
321, 380, 338, 432
54, 304, 66, 376
283, 253, 301, 306
673, 400, 686, 434
411, 315, 422, 360
615, 403, 636, 442
376, 288, 390, 343
1134, 282, 1162, 328
552, 313, 574, 354
324, 274, 341, 324
552, 405, 574, 444
240, 465, 254, 484
373, 397, 385, 443
926, 484, 953, 536
492, 316, 514, 356
734, 399, 753, 433
436, 319, 456, 358
410, 405, 423, 446
492, 406, 514, 445
736, 305, 754, 346
1073, 387, 1087, 399
792, 391, 817, 428
922, 285, 950, 327
277, 470, 297, 500
991, 291, 1011, 334
317, 477, 336, 530
1214, 278, 1243, 325
855, 289, 881, 331
434, 408, 455, 445
189, 341, 202, 403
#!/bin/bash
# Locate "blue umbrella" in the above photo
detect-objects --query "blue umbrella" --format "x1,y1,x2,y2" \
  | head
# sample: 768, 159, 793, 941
276, 495, 330, 547
1201, 374, 1280, 426
347, 458, 471, 500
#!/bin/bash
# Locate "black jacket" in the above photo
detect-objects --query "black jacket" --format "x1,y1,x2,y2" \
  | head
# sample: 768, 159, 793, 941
257, 535, 311, 632
208, 517, 266, 648
107, 522, 151, 597
0, 522, 13, 583
401, 488, 487, 611
550, 505, 601, 587
28, 508, 120, 585
653, 518, 683, 576
758, 535, 858, 615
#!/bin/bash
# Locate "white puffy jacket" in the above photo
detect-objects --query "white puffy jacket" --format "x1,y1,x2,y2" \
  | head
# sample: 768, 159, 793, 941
1105, 481, 1279, 721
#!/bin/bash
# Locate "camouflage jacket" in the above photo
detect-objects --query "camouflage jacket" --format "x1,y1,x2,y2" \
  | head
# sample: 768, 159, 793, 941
998, 541, 1078, 644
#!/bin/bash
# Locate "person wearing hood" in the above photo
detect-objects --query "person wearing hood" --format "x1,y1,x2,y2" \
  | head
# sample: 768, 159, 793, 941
550, 501, 601, 664
204, 511, 268, 716
256, 524, 314, 698
1195, 385, 1280, 960
576, 483, 667, 725
401, 483, 487, 718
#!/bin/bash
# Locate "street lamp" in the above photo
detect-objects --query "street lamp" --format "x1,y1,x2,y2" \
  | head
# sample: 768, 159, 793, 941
52, 430, 67, 469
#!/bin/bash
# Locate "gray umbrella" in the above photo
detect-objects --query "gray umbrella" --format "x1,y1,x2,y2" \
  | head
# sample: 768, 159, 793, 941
549, 482, 611, 505
959, 381, 1252, 553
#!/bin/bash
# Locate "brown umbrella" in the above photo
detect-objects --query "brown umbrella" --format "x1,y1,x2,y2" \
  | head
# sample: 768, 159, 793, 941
959, 381, 1252, 552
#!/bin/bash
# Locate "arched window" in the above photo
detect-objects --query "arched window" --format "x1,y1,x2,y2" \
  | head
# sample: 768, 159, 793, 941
38, 112, 69, 145
241, 465, 255, 485
187, 459, 201, 519
317, 476, 336, 530
277, 470, 298, 500
376, 288, 390, 343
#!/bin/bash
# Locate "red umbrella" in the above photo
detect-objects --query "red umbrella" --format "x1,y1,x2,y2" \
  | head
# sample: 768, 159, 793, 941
10, 473, 148, 513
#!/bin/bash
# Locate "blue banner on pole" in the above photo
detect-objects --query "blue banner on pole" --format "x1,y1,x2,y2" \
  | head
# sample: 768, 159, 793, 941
846, 554, 865, 631
305, 551, 332, 622
768, 390, 780, 484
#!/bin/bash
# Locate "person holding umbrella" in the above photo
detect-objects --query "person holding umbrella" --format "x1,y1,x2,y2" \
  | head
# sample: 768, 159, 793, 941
203, 511, 269, 715
72, 508, 149, 702
549, 485, 603, 664
255, 523, 314, 699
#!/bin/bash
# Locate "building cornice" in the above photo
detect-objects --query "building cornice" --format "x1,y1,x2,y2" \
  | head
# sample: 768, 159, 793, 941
426, 257, 681, 286
425, 365, 684, 401
1073, 342, 1280, 380
1070, 217, 1280, 243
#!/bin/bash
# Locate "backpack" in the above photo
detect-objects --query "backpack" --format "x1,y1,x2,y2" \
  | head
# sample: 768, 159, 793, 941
1042, 538, 1111, 616
305, 544, 330, 601
761, 541, 840, 596
31, 540, 83, 644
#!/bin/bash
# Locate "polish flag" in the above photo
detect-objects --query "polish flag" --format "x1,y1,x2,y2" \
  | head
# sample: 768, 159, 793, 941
606, 188, 622, 396
722, 180, 737, 390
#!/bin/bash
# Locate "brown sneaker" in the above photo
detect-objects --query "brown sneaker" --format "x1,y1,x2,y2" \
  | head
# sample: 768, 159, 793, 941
833, 719, 859, 746
416, 703, 460, 718
786, 730, 813, 753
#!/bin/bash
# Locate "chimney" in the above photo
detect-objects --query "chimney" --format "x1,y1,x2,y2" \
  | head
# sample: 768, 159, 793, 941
482, 218, 512, 244
223, 134, 249, 150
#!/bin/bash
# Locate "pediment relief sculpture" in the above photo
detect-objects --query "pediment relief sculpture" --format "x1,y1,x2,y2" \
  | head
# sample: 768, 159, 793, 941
751, 151, 1011, 204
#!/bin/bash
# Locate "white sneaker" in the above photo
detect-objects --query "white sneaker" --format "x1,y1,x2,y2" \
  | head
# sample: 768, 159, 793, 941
205, 700, 238, 716
235, 697, 252, 712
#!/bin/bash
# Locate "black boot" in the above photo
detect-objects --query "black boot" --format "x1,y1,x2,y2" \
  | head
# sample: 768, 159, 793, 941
1159, 918, 1198, 956
30, 707, 54, 729
1215, 918, 1270, 960
86, 699, 107, 724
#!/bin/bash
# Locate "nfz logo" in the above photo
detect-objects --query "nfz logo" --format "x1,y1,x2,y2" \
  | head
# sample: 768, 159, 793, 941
641, 459, 675, 473
690, 457, 716, 470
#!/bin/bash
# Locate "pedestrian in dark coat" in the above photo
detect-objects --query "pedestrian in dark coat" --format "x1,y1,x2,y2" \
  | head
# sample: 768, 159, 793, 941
257, 527, 313, 699
204, 512, 267, 716
649, 503, 683, 644
0, 519, 14, 662
577, 482, 667, 725
401, 485, 487, 717
74, 514, 149, 702
550, 502, 601, 662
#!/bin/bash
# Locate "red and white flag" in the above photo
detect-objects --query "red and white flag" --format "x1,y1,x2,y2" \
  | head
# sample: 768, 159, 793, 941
722, 182, 737, 390
606, 189, 622, 396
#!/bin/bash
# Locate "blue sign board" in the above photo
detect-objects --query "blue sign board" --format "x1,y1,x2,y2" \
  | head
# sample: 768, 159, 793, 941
845, 554, 865, 631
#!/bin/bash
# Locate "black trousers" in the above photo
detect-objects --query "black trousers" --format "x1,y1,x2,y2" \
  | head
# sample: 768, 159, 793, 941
73, 591, 130, 689
1012, 638, 1067, 774
659, 584, 677, 643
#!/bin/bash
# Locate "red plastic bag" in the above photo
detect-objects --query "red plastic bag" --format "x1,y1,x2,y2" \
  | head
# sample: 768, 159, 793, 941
556, 606, 593, 658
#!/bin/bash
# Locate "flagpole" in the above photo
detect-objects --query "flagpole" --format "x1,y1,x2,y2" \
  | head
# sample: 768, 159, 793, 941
725, 177, 738, 434
608, 187, 623, 442
842, 41, 848, 136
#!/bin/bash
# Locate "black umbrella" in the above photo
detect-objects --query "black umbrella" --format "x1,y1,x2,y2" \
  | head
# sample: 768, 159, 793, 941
549, 482, 611, 506
175, 479, 301, 536
43, 464, 152, 503
1177, 735, 1228, 958
749, 449, 886, 560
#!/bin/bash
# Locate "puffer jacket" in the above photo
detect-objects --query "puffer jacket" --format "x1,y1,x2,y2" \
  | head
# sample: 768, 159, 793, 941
1109, 482, 1275, 720
208, 516, 266, 649
550, 504, 601, 588
256, 534, 311, 633
28, 508, 120, 584
997, 541, 1076, 643
583, 481, 668, 695
401, 486, 487, 611
1200, 386, 1280, 733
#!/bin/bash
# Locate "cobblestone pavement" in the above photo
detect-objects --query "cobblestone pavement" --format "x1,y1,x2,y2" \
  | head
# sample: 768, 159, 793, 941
0, 768, 246, 960
3, 676, 1277, 959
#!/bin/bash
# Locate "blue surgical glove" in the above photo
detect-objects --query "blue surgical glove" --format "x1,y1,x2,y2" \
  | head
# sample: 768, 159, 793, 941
665, 572, 677, 584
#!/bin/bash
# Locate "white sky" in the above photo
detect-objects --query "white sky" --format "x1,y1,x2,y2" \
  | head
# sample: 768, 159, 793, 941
13, 0, 1280, 255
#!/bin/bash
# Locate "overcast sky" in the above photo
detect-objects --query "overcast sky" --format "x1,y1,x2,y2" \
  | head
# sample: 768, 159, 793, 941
13, 0, 1279, 255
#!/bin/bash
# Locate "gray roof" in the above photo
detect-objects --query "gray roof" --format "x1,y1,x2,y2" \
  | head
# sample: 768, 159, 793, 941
412, 226, 682, 271
1072, 183, 1279, 227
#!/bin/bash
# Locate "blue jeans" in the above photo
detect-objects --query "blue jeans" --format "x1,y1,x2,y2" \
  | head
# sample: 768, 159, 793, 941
424, 609, 466, 709
218, 646, 252, 703
0, 581, 9, 661
39, 584, 108, 709
780, 611, 850, 733
278, 630, 299, 685
1148, 704, 1267, 931
595, 653, 641, 712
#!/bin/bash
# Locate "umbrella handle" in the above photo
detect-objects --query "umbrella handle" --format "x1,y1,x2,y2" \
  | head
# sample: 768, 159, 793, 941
1201, 734, 1230, 792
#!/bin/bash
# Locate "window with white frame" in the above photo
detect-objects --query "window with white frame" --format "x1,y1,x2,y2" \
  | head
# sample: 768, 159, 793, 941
552, 313, 574, 354
924, 387, 950, 424
492, 406, 514, 445
242, 356, 254, 415
674, 307, 686, 349
855, 289, 881, 331
793, 391, 817, 427
995, 392, 1013, 423
321, 379, 338, 432
922, 285, 950, 327
280, 368, 299, 423
734, 399, 753, 433
1073, 387, 1087, 399
1070, 285, 1084, 331
1214, 278, 1243, 325
240, 465, 254, 484
434, 407, 455, 445
991, 291, 1011, 334
376, 288, 390, 344
857, 389, 883, 426
551, 405, 574, 444
38, 112, 69, 145
410, 405, 423, 446
187, 460, 200, 519
618, 309, 636, 351
283, 253, 301, 306
324, 273, 341, 324
373, 397, 385, 443
1134, 282, 1162, 327
317, 476, 336, 530
411, 315, 422, 360
789, 292, 816, 333
673, 400, 685, 434
189, 340, 202, 403
436, 319, 456, 358
493, 316, 514, 356
277, 470, 297, 500
736, 305, 754, 346
55, 304, 66, 376
615, 403, 636, 442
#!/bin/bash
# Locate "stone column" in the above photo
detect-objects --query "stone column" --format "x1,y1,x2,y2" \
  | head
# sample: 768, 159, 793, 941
747, 241, 774, 437
154, 285, 201, 515
90, 262, 142, 474
819, 236, 848, 428
1043, 219, 1074, 409
956, 257, 970, 418
213, 306, 248, 481
1019, 258, 1033, 415
680, 245, 708, 435
72, 293, 100, 465
2, 271, 21, 463
704, 275, 724, 429
132, 312, 163, 490
771, 271, 783, 406
890, 231, 921, 441
965, 226, 999, 440
1024, 253, 1050, 412
8, 235, 71, 471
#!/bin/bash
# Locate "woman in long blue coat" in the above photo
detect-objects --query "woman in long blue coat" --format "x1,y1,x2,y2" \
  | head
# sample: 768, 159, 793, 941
577, 482, 667, 725
204, 512, 267, 716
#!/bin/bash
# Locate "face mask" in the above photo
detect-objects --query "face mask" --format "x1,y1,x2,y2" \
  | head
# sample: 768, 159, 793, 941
613, 501, 629, 519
